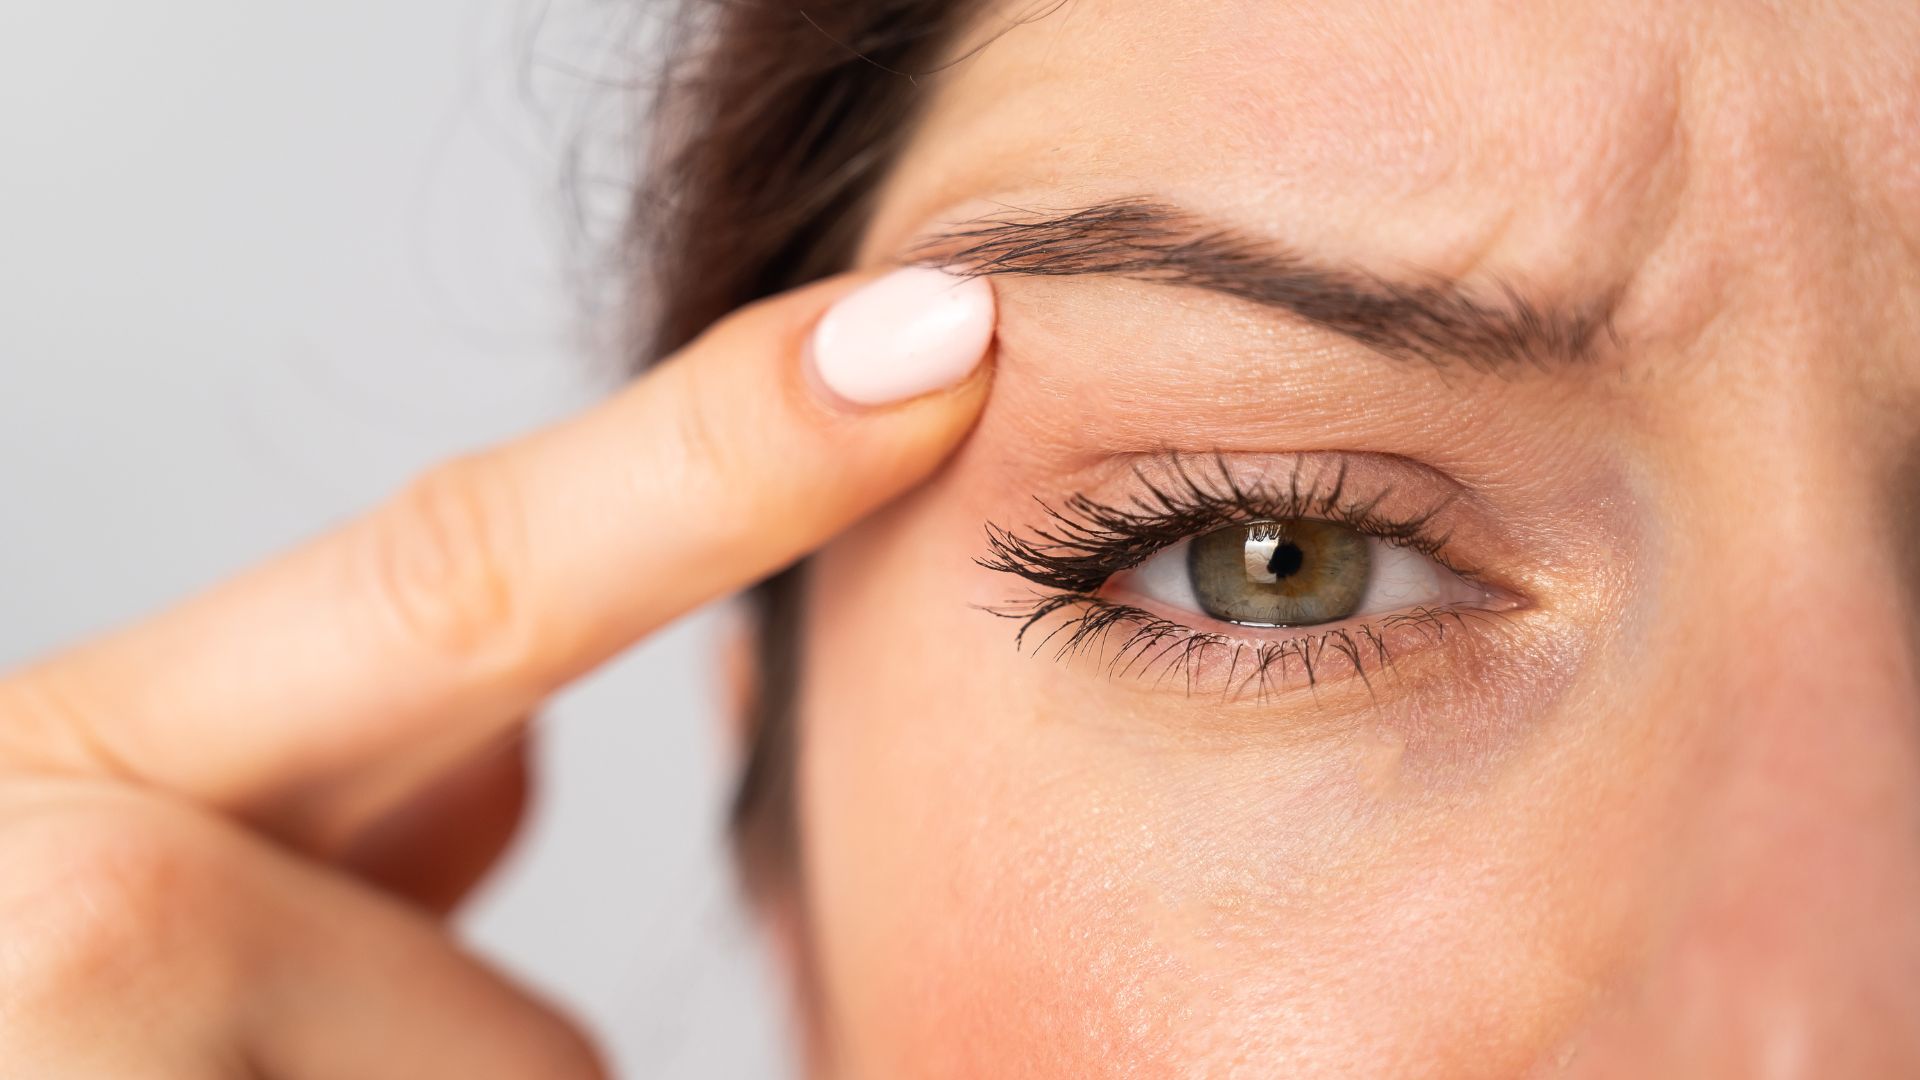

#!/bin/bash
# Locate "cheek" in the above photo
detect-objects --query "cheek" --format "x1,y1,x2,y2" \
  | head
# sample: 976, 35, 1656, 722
799, 490, 1203, 1076
795, 483, 1630, 1078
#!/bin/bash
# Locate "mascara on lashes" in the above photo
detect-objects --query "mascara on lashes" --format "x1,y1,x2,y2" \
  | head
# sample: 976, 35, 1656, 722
975, 453, 1496, 696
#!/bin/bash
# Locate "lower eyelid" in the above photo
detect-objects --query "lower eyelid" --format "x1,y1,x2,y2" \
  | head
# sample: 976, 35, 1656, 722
1015, 591, 1512, 703
1099, 580, 1402, 642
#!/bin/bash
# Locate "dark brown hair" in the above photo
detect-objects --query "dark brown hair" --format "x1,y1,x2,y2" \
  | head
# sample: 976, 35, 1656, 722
630, 2, 979, 901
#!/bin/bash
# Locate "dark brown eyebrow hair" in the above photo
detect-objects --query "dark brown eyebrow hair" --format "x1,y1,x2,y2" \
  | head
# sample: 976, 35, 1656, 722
906, 198, 1622, 373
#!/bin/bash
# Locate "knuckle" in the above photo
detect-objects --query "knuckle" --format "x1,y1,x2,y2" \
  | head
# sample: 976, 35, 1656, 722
649, 284, 828, 520
691, 284, 806, 353
662, 350, 754, 502
0, 802, 243, 1010
0, 670, 111, 777
362, 455, 532, 673
509, 1011, 609, 1080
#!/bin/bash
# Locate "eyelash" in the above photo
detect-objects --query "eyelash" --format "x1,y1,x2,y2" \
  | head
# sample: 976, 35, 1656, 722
977, 453, 1497, 698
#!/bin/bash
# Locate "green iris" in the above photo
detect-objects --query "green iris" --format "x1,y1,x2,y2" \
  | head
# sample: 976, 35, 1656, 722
1186, 519, 1371, 626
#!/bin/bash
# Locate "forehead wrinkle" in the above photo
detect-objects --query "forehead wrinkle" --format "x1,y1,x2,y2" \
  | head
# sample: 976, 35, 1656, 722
1198, 3, 1699, 293
871, 0, 1704, 297
1605, 5, 1920, 369
868, 0, 1920, 387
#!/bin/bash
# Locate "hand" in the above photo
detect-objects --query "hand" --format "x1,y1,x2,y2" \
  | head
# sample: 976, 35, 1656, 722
0, 267, 995, 1078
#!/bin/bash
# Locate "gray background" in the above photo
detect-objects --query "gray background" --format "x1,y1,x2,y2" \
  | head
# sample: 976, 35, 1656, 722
0, 3, 786, 1076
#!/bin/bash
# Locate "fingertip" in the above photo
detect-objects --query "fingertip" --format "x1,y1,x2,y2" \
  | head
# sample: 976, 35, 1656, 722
806, 267, 997, 409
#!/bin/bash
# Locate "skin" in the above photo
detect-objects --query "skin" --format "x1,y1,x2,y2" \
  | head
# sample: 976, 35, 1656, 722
1, 1, 1914, 1076
793, 0, 1920, 1077
0, 274, 993, 1075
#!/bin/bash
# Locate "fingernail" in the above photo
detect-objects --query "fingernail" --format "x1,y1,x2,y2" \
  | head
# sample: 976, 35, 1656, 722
809, 267, 995, 407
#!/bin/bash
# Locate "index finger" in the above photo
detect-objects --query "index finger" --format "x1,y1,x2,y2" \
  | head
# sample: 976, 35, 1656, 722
0, 268, 996, 847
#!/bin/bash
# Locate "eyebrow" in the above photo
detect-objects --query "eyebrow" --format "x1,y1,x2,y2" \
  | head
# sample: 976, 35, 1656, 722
906, 198, 1621, 373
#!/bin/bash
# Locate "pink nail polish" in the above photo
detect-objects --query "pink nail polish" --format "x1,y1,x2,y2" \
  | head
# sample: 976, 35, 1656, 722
809, 267, 996, 407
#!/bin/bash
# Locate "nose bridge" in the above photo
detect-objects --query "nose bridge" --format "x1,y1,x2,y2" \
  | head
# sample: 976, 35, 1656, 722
1704, 500, 1920, 1026
1542, 13, 1920, 1067
1718, 451, 1920, 812
1573, 405, 1920, 1075
1711, 382, 1920, 823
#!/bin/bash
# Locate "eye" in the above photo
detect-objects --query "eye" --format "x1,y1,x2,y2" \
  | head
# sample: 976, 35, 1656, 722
1111, 519, 1487, 628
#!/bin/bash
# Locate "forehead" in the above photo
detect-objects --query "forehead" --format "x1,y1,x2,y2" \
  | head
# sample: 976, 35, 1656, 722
865, 0, 1920, 330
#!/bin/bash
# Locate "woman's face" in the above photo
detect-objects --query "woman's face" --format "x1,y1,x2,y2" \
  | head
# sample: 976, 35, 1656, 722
791, 0, 1920, 1074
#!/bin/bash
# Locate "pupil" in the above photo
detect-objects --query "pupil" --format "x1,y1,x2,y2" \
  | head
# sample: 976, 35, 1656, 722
1265, 540, 1305, 579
